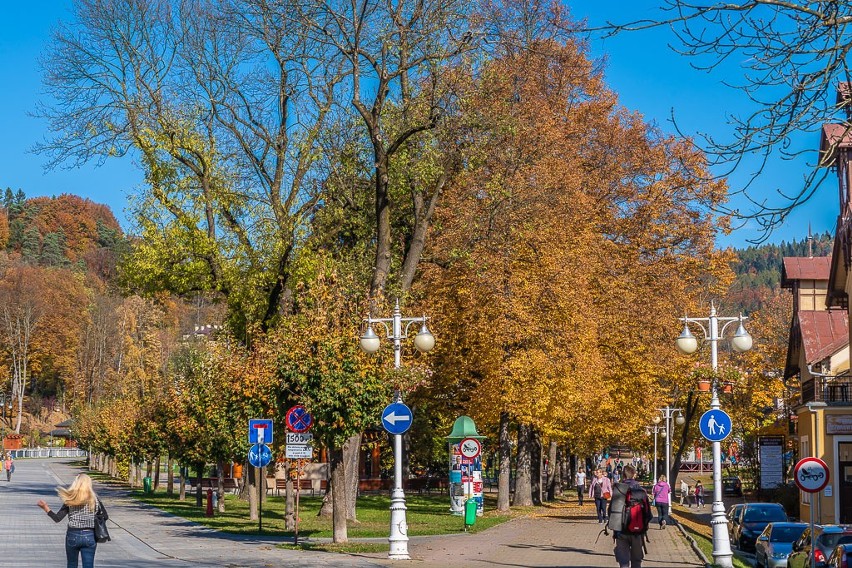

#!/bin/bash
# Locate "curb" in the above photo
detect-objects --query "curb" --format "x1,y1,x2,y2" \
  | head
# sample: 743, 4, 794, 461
670, 518, 712, 568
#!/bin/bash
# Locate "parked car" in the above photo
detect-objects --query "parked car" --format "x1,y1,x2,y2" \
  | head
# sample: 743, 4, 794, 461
827, 543, 852, 568
734, 503, 789, 551
788, 526, 852, 568
723, 476, 743, 496
754, 522, 807, 568
728, 503, 746, 545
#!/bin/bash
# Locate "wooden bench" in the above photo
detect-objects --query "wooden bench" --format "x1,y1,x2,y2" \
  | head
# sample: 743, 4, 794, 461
190, 477, 239, 494
270, 478, 318, 496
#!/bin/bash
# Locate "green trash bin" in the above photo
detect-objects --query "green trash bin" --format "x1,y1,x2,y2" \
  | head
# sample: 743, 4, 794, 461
464, 498, 477, 529
143, 476, 152, 494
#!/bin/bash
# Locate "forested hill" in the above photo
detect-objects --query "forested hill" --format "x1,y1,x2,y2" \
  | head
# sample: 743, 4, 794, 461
730, 232, 834, 314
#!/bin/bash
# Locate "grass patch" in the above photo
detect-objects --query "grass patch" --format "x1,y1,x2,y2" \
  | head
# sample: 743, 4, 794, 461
679, 522, 752, 568
135, 489, 511, 539
280, 542, 389, 554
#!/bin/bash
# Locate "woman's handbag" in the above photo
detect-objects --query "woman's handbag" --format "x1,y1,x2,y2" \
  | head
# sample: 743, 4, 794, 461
94, 501, 110, 543
602, 491, 611, 500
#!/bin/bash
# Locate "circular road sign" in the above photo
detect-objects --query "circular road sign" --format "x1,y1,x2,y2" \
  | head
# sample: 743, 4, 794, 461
248, 443, 273, 468
459, 438, 482, 459
793, 457, 829, 493
286, 405, 313, 433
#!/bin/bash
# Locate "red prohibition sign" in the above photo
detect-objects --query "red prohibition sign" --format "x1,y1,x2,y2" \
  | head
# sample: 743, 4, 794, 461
793, 457, 829, 493
286, 405, 313, 433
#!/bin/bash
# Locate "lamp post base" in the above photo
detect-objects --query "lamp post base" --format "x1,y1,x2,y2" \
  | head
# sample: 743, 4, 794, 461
388, 487, 410, 559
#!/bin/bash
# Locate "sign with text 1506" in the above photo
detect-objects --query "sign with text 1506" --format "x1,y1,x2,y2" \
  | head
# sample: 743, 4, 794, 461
286, 432, 313, 445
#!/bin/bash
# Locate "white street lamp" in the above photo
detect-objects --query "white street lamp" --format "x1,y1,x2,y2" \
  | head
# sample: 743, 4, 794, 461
675, 303, 751, 568
360, 299, 435, 560
658, 406, 685, 485
646, 422, 662, 485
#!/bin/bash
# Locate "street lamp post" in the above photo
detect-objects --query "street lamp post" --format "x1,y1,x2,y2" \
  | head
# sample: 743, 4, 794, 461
360, 299, 435, 560
657, 406, 685, 483
675, 303, 752, 568
645, 423, 663, 485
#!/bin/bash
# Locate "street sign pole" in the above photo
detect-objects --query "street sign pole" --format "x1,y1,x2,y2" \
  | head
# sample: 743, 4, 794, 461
793, 457, 830, 568
257, 428, 265, 533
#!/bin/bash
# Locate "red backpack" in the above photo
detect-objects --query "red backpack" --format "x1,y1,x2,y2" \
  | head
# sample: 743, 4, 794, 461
622, 486, 652, 535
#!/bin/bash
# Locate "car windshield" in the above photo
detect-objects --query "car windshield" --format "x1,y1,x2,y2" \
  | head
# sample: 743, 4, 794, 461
743, 507, 787, 523
770, 526, 806, 542
819, 534, 852, 549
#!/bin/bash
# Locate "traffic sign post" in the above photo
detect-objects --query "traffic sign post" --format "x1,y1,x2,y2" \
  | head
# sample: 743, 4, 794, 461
794, 457, 829, 568
699, 409, 732, 443
381, 402, 413, 435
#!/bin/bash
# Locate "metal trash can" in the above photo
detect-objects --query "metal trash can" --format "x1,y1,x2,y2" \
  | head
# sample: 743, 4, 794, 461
143, 476, 152, 494
464, 498, 477, 529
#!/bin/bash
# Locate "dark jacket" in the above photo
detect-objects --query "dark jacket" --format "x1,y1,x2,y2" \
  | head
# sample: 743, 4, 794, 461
606, 478, 641, 533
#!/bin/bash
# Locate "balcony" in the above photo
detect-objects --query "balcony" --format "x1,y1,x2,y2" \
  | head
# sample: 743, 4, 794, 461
801, 374, 852, 405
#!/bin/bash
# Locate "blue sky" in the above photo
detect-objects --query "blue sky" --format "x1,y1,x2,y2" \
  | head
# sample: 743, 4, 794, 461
0, 2, 837, 248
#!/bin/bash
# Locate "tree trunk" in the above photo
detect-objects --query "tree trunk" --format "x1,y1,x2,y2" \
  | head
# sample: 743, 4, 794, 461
217, 459, 226, 513
167, 456, 174, 495
285, 462, 295, 530
512, 423, 533, 506
152, 456, 160, 490
671, 391, 701, 489
344, 434, 360, 521
497, 411, 511, 511
531, 429, 542, 505
248, 461, 258, 521
546, 441, 558, 501
178, 465, 186, 501
195, 463, 204, 508
329, 447, 348, 543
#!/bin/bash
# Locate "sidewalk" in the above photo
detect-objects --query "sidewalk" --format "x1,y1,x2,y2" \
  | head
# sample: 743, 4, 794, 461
1, 458, 706, 567
389, 502, 704, 568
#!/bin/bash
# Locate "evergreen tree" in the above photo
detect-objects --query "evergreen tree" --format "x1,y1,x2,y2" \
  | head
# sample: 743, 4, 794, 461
20, 227, 41, 262
41, 230, 69, 267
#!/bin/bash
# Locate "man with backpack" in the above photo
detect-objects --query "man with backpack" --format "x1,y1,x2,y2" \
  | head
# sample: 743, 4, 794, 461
606, 464, 652, 568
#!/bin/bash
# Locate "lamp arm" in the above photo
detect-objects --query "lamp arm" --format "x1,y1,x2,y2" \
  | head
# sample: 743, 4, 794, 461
365, 318, 394, 339
718, 316, 746, 338
680, 318, 710, 341
402, 317, 427, 337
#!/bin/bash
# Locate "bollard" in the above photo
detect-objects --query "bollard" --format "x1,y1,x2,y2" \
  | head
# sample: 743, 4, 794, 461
206, 488, 214, 517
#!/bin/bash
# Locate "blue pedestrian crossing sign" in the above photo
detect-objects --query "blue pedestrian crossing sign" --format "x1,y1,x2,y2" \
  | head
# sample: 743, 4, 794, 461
248, 443, 273, 468
381, 402, 413, 435
699, 409, 732, 442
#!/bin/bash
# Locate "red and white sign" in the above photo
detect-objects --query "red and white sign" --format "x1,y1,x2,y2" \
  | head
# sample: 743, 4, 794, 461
793, 457, 830, 493
459, 437, 481, 459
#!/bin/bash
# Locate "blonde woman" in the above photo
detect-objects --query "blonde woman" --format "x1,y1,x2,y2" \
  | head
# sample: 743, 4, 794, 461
37, 473, 107, 568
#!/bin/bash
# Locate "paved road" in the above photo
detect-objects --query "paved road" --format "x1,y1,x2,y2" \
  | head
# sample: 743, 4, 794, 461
0, 459, 705, 567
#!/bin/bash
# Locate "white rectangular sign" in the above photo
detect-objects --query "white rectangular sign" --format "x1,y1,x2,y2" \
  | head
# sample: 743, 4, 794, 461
286, 444, 313, 459
286, 433, 314, 445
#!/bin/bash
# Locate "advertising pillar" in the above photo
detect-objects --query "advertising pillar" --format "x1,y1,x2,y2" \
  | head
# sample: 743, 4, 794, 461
446, 416, 486, 516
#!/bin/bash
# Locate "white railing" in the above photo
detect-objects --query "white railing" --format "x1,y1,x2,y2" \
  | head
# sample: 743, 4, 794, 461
9, 447, 88, 459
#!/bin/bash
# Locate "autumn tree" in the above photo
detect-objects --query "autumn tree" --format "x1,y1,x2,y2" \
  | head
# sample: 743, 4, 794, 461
422, 29, 733, 508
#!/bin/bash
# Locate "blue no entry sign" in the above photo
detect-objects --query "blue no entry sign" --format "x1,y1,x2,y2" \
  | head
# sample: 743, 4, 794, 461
381, 402, 413, 435
249, 419, 274, 444
699, 409, 732, 442
248, 443, 273, 468
286, 405, 313, 433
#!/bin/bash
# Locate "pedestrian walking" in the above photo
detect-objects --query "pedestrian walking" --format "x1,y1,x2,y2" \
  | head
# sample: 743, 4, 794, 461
37, 473, 108, 568
607, 464, 652, 568
575, 467, 587, 505
679, 479, 688, 506
4, 454, 13, 482
652, 474, 671, 529
694, 481, 705, 508
589, 468, 612, 523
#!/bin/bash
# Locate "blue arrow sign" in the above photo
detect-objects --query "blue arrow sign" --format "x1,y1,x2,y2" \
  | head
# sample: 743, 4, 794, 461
249, 419, 274, 444
381, 402, 413, 435
248, 443, 273, 468
699, 409, 732, 442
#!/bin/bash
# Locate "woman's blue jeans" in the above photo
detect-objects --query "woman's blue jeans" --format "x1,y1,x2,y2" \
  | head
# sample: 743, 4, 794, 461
65, 529, 97, 568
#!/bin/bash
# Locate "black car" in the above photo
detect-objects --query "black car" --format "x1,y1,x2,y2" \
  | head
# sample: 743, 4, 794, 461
723, 476, 743, 496
734, 503, 789, 551
788, 526, 852, 568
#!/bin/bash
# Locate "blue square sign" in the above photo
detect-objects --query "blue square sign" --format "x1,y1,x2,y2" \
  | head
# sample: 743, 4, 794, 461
249, 419, 274, 444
